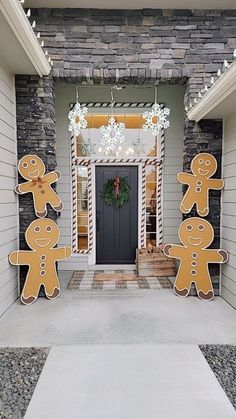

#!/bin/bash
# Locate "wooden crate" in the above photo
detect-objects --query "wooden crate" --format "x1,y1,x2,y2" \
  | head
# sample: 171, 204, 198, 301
136, 247, 176, 277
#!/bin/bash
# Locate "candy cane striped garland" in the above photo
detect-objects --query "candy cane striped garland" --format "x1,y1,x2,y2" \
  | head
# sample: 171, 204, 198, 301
73, 157, 161, 167
157, 128, 165, 245
71, 136, 78, 253
140, 164, 146, 248
87, 166, 93, 252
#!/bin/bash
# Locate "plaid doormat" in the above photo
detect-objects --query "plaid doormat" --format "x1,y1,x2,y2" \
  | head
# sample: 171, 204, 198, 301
67, 270, 173, 291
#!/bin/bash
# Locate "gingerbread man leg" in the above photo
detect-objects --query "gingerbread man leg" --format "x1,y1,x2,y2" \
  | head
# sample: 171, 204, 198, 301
180, 191, 195, 214
174, 271, 192, 297
34, 196, 47, 218
196, 199, 209, 217
21, 273, 41, 305
194, 275, 214, 301
43, 273, 60, 300
48, 190, 64, 212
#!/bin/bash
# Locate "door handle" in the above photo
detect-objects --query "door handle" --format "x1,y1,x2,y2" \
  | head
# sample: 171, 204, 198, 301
96, 211, 100, 232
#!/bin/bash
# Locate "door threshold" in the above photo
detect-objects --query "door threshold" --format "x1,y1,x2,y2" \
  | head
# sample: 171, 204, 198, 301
89, 264, 136, 271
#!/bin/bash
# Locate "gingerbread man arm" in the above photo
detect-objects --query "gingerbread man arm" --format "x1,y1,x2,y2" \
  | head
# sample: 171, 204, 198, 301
205, 249, 228, 263
43, 171, 61, 185
15, 181, 32, 194
177, 172, 193, 185
9, 250, 34, 265
209, 179, 224, 190
164, 244, 186, 259
51, 246, 72, 261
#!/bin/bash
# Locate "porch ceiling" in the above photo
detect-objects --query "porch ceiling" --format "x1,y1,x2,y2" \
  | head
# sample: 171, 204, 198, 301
24, 0, 236, 9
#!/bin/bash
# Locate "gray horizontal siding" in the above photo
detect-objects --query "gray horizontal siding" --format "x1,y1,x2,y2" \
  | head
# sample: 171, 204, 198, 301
221, 114, 236, 309
0, 65, 18, 315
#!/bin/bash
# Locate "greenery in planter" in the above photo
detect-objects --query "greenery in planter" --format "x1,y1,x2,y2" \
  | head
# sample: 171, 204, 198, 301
101, 176, 131, 208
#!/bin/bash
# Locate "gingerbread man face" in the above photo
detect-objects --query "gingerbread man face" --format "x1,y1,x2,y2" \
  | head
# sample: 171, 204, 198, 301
191, 153, 217, 178
18, 155, 45, 180
25, 219, 60, 250
179, 218, 214, 249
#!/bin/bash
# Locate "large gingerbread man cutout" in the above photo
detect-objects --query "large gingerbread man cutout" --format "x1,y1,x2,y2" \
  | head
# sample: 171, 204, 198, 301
164, 218, 228, 301
177, 153, 224, 217
15, 155, 64, 218
9, 218, 71, 305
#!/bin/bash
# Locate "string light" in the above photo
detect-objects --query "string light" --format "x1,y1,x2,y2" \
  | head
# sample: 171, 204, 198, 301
185, 105, 188, 112
194, 98, 197, 104
37, 32, 40, 38
198, 92, 202, 98
223, 59, 229, 69
19, 0, 25, 3
204, 84, 208, 92
210, 77, 214, 85
217, 69, 221, 77
234, 49, 236, 60
32, 20, 36, 29
41, 40, 44, 47
45, 50, 48, 56
26, 9, 31, 18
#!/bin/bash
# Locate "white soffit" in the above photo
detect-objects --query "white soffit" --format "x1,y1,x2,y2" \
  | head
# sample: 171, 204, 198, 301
0, 0, 51, 76
187, 62, 236, 122
24, 0, 236, 8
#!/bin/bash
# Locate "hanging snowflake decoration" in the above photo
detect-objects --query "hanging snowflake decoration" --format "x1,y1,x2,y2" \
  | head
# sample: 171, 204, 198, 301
100, 116, 125, 152
68, 103, 88, 136
142, 103, 170, 136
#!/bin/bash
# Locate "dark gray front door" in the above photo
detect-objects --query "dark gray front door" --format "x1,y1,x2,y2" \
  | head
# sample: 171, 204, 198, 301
96, 166, 138, 264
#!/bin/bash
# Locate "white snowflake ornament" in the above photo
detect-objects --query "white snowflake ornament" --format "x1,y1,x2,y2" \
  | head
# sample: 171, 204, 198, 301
100, 116, 125, 152
68, 103, 88, 136
142, 103, 170, 136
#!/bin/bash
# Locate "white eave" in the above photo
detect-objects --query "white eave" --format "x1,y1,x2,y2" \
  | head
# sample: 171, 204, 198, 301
0, 0, 51, 76
187, 61, 236, 122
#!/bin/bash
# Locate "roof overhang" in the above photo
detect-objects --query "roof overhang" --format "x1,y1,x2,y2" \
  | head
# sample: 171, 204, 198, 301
187, 62, 236, 122
24, 0, 236, 8
0, 0, 51, 76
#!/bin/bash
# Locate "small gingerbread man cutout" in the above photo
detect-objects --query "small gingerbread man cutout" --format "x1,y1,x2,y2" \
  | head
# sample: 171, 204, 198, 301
9, 218, 71, 305
15, 155, 64, 218
177, 153, 224, 217
164, 218, 228, 301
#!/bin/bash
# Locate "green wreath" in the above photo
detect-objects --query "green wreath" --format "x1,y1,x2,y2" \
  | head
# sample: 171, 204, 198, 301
101, 176, 131, 208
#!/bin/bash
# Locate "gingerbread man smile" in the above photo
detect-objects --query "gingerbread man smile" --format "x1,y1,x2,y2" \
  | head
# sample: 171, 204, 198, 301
188, 237, 202, 246
28, 169, 40, 178
198, 168, 209, 176
36, 238, 51, 247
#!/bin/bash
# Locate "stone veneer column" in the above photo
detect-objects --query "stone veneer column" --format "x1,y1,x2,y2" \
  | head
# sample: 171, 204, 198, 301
15, 75, 56, 287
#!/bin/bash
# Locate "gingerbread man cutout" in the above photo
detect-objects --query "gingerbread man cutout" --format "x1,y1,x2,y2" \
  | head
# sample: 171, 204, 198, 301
15, 155, 64, 218
177, 153, 224, 217
164, 218, 228, 301
9, 218, 71, 305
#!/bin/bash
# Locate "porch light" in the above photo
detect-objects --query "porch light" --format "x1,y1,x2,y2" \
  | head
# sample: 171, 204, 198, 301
68, 86, 88, 136
142, 86, 170, 136
99, 86, 125, 153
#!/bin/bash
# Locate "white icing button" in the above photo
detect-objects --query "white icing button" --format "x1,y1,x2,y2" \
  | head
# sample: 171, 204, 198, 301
40, 262, 46, 268
40, 255, 46, 261
192, 253, 198, 258
40, 270, 46, 276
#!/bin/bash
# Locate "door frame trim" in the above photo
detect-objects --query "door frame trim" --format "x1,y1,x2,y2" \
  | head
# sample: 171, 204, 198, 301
90, 163, 142, 266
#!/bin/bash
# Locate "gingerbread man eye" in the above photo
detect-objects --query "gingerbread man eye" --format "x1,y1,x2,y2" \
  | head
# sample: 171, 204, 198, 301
205, 160, 210, 166
198, 225, 205, 231
199, 159, 204, 165
22, 162, 28, 168
46, 226, 52, 232
186, 224, 193, 231
34, 226, 41, 233
31, 159, 36, 165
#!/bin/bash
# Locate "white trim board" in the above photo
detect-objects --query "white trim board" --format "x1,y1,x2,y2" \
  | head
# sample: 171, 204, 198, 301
0, 0, 51, 76
187, 62, 236, 122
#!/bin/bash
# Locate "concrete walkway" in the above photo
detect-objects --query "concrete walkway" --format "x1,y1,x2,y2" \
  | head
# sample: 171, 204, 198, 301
25, 345, 236, 419
1, 272, 236, 418
1, 272, 236, 346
